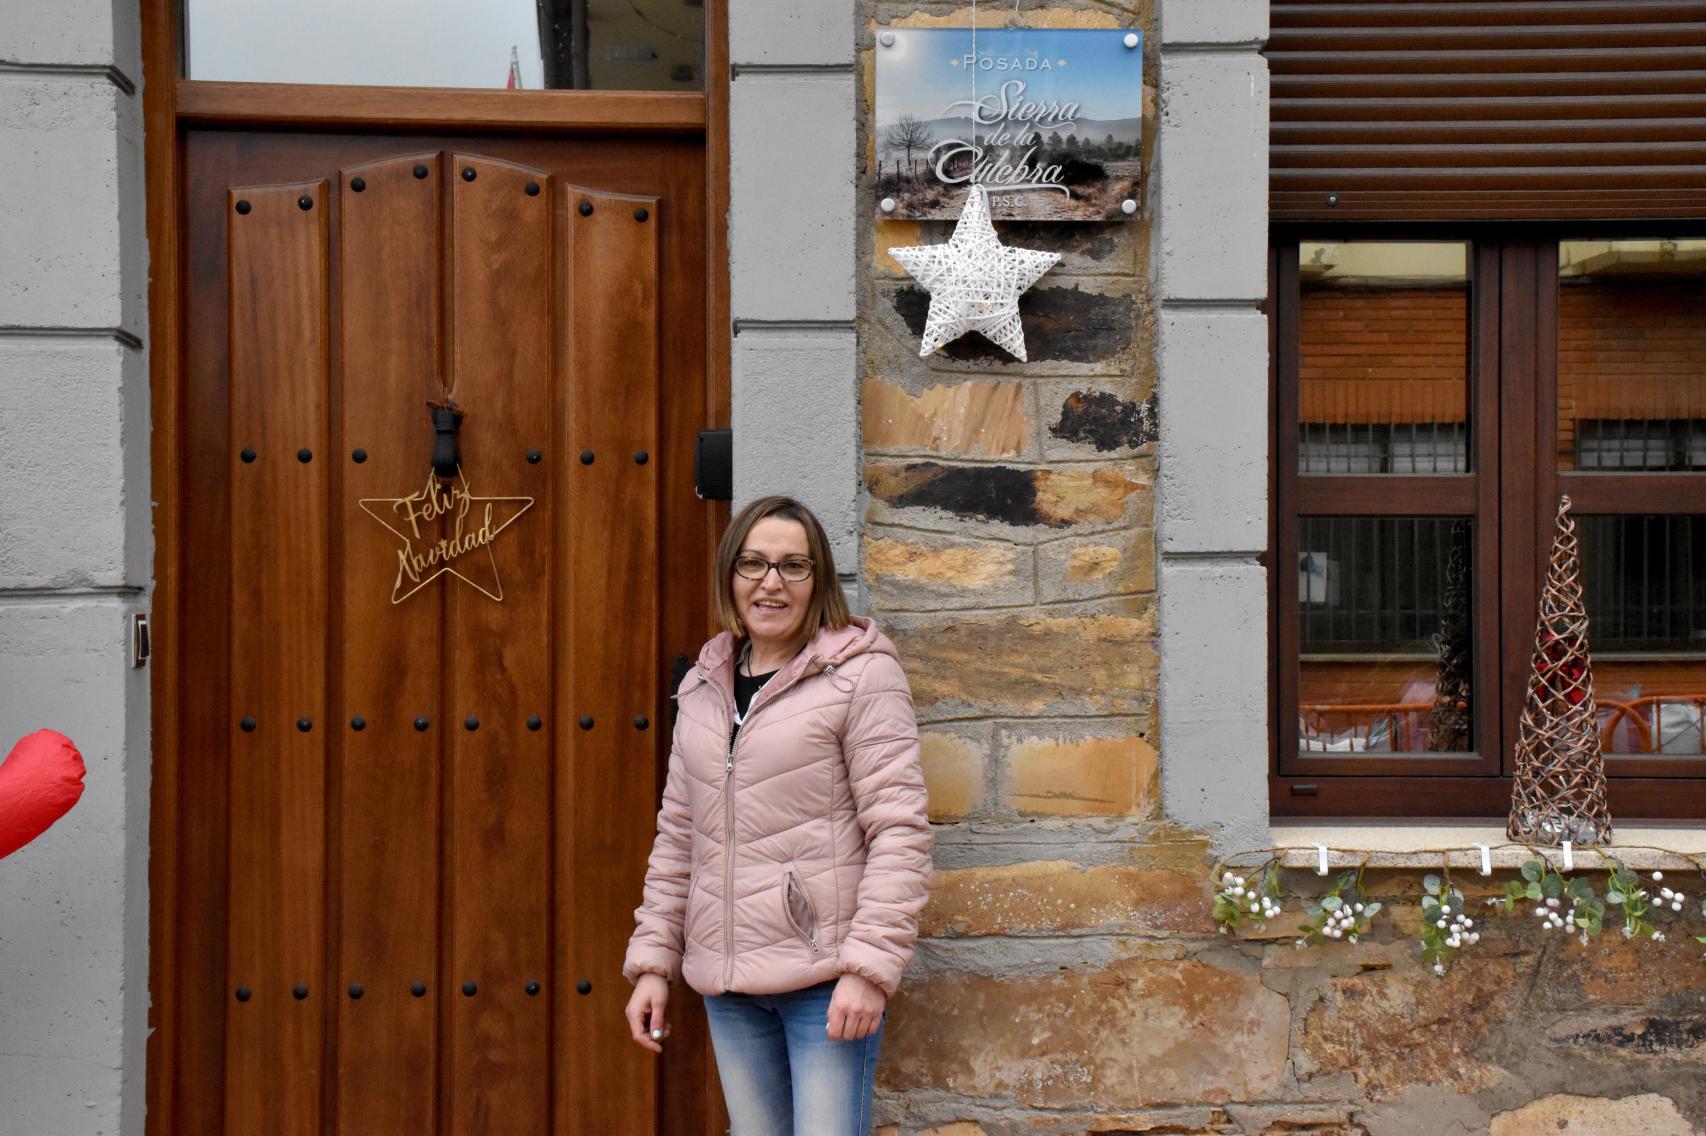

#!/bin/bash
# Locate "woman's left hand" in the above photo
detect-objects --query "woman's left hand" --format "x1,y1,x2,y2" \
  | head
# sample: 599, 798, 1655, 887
826, 973, 887, 1041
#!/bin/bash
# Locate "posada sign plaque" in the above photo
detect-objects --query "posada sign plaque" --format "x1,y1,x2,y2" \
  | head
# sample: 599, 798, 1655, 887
875, 27, 1143, 221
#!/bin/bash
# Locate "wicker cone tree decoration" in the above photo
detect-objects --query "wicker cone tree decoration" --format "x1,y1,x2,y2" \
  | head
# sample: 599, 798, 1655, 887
1507, 496, 1613, 846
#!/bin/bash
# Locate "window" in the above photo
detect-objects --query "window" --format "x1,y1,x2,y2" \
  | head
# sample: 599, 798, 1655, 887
1272, 236, 1706, 818
183, 0, 706, 90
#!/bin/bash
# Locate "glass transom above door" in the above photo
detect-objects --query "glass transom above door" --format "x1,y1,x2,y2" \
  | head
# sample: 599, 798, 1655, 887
185, 0, 706, 90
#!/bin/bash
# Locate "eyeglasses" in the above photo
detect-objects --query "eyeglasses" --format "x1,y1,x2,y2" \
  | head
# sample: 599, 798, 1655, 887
733, 555, 814, 583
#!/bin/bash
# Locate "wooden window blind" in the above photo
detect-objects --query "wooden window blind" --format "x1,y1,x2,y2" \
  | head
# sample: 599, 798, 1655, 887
1268, 1, 1706, 221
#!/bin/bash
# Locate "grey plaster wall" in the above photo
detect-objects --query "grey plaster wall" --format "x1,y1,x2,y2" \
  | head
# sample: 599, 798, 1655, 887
0, 2, 152, 1133
1153, 0, 1271, 853
728, 1, 860, 571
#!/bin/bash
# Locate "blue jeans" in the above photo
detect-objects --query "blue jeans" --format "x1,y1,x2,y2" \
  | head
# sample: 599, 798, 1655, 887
703, 979, 884, 1136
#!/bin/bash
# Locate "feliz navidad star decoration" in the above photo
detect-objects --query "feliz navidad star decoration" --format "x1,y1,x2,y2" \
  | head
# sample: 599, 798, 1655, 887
889, 184, 1060, 361
360, 469, 533, 604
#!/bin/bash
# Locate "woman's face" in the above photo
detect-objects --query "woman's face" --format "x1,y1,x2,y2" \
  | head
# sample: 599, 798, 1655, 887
732, 516, 814, 649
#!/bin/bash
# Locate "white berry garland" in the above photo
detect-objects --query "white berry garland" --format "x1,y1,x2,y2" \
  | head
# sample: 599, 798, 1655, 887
1213, 861, 1284, 934
1295, 868, 1381, 948
1210, 845, 1706, 976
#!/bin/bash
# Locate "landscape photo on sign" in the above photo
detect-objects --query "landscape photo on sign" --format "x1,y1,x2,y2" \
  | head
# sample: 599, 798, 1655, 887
875, 27, 1143, 221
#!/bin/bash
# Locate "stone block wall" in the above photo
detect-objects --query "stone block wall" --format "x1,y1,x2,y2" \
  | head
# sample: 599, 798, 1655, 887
855, 2, 1706, 1134
0, 3, 153, 1135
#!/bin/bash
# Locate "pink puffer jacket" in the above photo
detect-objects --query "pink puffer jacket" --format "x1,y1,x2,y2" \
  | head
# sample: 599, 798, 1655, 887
623, 617, 933, 998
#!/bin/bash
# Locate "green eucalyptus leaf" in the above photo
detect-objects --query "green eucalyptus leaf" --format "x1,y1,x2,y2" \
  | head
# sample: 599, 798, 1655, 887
1423, 873, 1442, 895
1526, 882, 1543, 901
1521, 860, 1542, 882
1322, 895, 1342, 911
1606, 890, 1625, 905
1364, 901, 1383, 917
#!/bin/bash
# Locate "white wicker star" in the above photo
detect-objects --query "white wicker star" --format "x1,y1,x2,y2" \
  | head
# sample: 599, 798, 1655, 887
889, 184, 1060, 361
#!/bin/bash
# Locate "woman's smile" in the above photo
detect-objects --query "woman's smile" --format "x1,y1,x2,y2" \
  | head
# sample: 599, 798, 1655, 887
734, 516, 814, 663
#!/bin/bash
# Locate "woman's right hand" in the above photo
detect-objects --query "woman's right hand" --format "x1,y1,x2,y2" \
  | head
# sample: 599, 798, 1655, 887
625, 974, 671, 1053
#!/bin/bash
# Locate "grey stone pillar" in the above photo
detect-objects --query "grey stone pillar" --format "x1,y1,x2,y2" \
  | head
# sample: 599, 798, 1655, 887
1154, 0, 1271, 852
729, 0, 859, 571
0, 2, 152, 1133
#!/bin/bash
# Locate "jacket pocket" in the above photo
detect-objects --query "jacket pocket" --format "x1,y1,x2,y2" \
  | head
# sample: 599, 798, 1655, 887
782, 869, 821, 955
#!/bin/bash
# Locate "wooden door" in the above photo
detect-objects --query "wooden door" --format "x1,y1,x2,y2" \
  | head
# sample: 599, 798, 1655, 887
161, 130, 715, 1135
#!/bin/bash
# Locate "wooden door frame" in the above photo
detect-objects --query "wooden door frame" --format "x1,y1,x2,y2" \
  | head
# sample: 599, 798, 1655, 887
139, 2, 731, 1132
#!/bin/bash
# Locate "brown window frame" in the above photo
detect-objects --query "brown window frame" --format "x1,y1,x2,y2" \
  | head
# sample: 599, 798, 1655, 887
1270, 224, 1706, 820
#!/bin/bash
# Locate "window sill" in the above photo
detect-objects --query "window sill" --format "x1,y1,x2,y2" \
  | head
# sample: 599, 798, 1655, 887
1269, 820, 1706, 871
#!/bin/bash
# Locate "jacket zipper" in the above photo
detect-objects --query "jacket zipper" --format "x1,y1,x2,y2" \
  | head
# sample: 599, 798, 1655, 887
785, 870, 821, 954
718, 694, 735, 989
714, 653, 821, 990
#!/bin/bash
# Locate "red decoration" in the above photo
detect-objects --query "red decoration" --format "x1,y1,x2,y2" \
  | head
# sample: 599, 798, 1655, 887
0, 729, 86, 860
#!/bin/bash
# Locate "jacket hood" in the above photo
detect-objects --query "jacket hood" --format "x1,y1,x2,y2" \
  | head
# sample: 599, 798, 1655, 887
693, 615, 896, 692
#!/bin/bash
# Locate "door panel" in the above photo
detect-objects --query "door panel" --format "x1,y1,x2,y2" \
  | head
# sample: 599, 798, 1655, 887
334, 151, 445, 1136
560, 184, 663, 1134
224, 177, 331, 1135
442, 153, 555, 1135
170, 131, 710, 1135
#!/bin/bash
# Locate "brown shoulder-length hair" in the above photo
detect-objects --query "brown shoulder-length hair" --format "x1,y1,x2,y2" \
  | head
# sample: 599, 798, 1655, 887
712, 496, 851, 638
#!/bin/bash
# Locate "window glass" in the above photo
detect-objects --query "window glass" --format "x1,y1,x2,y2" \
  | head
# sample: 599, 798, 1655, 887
1581, 515, 1706, 756
185, 0, 706, 90
1298, 241, 1472, 475
1559, 240, 1706, 471
1298, 517, 1474, 754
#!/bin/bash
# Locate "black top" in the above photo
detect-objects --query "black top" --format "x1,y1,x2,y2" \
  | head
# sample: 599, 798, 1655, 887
733, 666, 779, 722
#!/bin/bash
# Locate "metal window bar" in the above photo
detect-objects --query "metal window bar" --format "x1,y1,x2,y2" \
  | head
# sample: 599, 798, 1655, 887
1580, 516, 1706, 651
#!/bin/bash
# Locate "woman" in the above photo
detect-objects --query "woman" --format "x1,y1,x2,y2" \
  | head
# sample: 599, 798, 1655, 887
623, 495, 933, 1135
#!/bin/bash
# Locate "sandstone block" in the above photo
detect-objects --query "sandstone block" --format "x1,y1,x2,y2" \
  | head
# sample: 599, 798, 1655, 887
920, 861, 1211, 937
1489, 1093, 1695, 1136
880, 957, 1289, 1108
888, 613, 1155, 720
875, 217, 1144, 279
1046, 388, 1159, 456
919, 728, 987, 821
1038, 529, 1156, 604
1552, 927, 1706, 1006
866, 461, 1151, 535
1003, 729, 1157, 816
862, 377, 1031, 458
866, 533, 1032, 611
892, 283, 1135, 366
866, 277, 1144, 379
1297, 956, 1521, 1100
884, 7, 1131, 32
